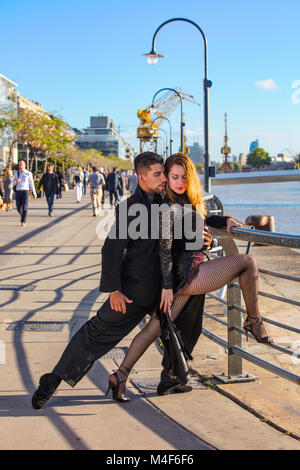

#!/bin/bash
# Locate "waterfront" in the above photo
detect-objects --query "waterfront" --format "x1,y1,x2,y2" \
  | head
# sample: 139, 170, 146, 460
213, 169, 300, 180
211, 180, 300, 236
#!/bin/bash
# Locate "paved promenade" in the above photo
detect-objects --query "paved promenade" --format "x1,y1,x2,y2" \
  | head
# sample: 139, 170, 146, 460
0, 191, 299, 450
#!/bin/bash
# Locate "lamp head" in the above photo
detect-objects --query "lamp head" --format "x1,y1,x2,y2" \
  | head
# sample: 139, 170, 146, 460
142, 49, 164, 65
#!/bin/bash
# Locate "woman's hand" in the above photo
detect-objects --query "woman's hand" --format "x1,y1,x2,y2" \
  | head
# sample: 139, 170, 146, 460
160, 288, 174, 314
226, 217, 243, 233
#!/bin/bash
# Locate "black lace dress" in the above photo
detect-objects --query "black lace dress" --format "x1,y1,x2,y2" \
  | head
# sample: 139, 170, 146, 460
156, 191, 228, 380
159, 192, 228, 297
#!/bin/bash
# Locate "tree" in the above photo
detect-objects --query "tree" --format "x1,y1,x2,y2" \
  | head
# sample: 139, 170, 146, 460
0, 107, 75, 169
246, 147, 271, 169
232, 162, 242, 171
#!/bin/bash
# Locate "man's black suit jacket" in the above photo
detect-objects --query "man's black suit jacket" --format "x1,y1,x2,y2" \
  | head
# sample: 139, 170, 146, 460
100, 185, 161, 306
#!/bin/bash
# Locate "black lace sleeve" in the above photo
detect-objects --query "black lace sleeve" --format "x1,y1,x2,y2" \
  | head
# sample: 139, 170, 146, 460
159, 209, 174, 289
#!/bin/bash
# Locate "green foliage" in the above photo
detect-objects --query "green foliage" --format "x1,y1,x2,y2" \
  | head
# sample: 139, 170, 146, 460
0, 107, 75, 167
195, 163, 203, 173
232, 162, 242, 171
246, 147, 271, 169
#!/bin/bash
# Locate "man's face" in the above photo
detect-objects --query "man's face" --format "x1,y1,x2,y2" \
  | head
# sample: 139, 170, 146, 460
138, 163, 167, 194
19, 161, 25, 172
47, 166, 53, 173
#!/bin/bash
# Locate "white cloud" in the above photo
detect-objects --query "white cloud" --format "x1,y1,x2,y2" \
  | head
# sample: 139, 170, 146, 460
254, 79, 279, 91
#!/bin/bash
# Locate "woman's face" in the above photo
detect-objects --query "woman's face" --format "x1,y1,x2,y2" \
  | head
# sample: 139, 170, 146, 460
168, 164, 187, 194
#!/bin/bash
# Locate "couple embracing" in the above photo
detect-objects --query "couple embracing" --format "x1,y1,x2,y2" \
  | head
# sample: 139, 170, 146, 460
32, 152, 272, 408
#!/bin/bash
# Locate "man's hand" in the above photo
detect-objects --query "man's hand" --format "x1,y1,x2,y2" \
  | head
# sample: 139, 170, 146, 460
203, 225, 213, 249
160, 288, 174, 314
33, 195, 37, 199
110, 291, 133, 314
226, 217, 243, 233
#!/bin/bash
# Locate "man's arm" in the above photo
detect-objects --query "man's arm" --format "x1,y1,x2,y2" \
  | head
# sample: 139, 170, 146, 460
29, 172, 37, 197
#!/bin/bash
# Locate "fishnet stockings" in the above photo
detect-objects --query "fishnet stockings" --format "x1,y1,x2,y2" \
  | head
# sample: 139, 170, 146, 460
171, 254, 259, 320
117, 254, 261, 389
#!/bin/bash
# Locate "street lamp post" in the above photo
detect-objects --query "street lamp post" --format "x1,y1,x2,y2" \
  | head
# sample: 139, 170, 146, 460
158, 127, 169, 158
152, 115, 173, 155
157, 135, 166, 159
151, 87, 184, 153
143, 17, 213, 193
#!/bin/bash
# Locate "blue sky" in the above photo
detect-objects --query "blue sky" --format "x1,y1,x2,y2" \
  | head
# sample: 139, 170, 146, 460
1, 0, 299, 161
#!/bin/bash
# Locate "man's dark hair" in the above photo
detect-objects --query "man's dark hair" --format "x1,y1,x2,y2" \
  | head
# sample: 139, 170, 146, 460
92, 166, 98, 172
134, 152, 163, 175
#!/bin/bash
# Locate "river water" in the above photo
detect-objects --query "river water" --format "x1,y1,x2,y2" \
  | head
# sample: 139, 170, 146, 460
209, 178, 300, 236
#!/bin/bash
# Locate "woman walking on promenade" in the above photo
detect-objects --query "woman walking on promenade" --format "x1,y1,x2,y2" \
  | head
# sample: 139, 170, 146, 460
72, 166, 84, 203
108, 153, 273, 401
3, 168, 14, 211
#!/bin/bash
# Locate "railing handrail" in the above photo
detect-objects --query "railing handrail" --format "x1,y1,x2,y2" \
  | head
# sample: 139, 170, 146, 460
211, 226, 300, 248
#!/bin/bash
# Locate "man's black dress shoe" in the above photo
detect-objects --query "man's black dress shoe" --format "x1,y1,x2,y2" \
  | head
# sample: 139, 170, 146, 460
31, 373, 61, 409
157, 382, 192, 396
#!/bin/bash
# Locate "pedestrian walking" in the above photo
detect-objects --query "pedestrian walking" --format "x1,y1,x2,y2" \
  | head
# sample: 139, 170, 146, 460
126, 169, 138, 195
82, 167, 89, 196
87, 166, 105, 216
3, 168, 14, 211
56, 170, 65, 199
72, 166, 84, 203
37, 164, 60, 216
0, 177, 4, 211
12, 159, 37, 227
100, 168, 108, 208
106, 167, 121, 208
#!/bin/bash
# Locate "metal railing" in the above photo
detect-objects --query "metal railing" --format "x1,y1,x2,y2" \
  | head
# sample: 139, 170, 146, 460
204, 225, 300, 385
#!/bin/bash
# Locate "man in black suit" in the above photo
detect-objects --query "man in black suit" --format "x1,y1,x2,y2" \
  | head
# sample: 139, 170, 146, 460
32, 151, 171, 409
106, 167, 122, 208
37, 164, 60, 216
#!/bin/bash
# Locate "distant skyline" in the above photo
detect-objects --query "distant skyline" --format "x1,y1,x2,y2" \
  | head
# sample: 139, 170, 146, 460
1, 0, 299, 160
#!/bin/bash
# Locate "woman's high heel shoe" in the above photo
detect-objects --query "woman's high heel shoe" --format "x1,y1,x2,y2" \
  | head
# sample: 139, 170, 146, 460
106, 369, 131, 402
243, 316, 273, 344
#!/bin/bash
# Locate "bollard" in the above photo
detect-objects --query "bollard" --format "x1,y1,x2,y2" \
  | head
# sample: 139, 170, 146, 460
245, 215, 275, 245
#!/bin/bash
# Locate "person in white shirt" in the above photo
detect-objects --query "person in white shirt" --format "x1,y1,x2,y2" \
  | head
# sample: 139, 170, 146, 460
72, 166, 84, 203
12, 160, 37, 226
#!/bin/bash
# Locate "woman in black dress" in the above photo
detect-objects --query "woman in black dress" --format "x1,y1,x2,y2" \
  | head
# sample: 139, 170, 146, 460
107, 153, 273, 401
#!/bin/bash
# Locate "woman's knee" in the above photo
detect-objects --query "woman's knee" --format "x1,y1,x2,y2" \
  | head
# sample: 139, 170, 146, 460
240, 254, 258, 272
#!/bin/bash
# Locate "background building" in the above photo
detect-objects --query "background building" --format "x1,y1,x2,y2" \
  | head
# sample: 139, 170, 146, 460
187, 142, 203, 164
249, 139, 259, 153
0, 73, 18, 167
75, 115, 136, 159
238, 153, 247, 166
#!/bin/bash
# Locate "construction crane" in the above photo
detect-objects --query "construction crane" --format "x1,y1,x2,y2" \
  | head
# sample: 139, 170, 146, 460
137, 87, 200, 153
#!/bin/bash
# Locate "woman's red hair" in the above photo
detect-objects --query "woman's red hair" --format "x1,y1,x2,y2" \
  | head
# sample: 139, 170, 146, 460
165, 153, 207, 218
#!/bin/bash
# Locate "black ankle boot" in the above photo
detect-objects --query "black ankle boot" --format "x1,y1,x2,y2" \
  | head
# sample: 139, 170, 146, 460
31, 373, 61, 409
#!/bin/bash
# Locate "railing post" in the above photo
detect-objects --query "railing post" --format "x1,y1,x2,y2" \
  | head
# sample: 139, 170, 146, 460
213, 236, 257, 383
227, 275, 242, 377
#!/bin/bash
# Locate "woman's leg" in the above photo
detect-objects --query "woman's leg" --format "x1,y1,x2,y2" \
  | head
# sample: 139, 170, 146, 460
113, 314, 161, 397
171, 254, 272, 342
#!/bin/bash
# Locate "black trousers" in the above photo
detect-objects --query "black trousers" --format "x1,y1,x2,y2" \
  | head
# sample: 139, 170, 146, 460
15, 190, 29, 223
108, 189, 119, 206
53, 298, 154, 387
